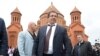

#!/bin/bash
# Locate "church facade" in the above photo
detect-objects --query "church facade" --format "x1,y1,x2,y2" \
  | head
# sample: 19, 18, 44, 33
7, 8, 23, 48
7, 3, 88, 48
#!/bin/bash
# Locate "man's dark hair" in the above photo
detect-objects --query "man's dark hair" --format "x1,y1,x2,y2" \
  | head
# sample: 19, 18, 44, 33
48, 11, 58, 18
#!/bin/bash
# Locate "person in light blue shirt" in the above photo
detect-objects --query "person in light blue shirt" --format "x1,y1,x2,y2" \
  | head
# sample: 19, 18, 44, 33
18, 22, 37, 56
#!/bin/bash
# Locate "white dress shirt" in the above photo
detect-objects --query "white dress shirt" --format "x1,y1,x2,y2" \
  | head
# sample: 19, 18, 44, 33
46, 23, 57, 54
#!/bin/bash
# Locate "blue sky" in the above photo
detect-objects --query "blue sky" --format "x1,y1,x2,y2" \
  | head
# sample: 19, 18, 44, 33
0, 0, 100, 45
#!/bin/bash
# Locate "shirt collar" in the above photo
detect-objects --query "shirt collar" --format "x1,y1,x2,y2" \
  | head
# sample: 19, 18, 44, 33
48, 23, 57, 26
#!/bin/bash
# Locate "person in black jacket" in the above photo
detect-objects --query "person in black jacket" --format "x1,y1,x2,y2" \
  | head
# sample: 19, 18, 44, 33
72, 35, 93, 56
0, 18, 8, 56
13, 48, 20, 56
33, 11, 72, 56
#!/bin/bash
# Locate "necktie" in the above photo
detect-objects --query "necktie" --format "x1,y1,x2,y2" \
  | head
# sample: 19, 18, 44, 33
44, 25, 53, 53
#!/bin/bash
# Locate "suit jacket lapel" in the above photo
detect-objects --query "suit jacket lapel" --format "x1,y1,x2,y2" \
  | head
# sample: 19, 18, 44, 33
26, 31, 33, 39
42, 25, 47, 37
54, 24, 59, 37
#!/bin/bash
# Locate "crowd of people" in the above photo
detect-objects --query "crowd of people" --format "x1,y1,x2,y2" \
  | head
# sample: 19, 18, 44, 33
92, 43, 100, 56
0, 11, 100, 56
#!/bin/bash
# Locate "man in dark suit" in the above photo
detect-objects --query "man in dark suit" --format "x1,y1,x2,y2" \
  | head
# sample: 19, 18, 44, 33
72, 35, 93, 56
0, 18, 8, 56
33, 11, 72, 56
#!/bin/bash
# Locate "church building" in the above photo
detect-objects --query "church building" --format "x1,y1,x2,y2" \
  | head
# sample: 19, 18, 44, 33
7, 3, 88, 47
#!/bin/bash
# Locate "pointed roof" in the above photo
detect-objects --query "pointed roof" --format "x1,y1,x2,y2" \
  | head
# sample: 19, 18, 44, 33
43, 2, 61, 14
12, 7, 21, 13
70, 6, 81, 14
72, 7, 80, 12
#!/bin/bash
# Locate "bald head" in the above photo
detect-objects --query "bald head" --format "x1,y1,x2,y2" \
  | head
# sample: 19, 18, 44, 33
28, 22, 36, 28
28, 22, 36, 32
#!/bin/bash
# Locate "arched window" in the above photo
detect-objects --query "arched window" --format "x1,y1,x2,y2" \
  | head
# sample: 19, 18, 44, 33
17, 18, 18, 22
75, 16, 76, 20
15, 17, 16, 22
77, 17, 78, 20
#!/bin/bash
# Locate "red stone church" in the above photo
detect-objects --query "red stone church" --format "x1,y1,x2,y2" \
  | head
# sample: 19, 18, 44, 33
7, 3, 88, 48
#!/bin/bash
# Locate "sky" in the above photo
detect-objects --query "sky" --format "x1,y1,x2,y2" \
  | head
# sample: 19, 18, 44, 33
0, 0, 100, 45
